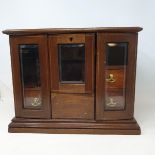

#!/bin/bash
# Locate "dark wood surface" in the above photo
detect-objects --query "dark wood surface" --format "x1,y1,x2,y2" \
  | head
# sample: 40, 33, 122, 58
8, 117, 140, 135
3, 27, 143, 35
51, 93, 94, 119
4, 27, 142, 134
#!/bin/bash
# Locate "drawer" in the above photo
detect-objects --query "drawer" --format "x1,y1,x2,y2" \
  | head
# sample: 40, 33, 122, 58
105, 89, 126, 111
51, 93, 94, 119
105, 69, 125, 89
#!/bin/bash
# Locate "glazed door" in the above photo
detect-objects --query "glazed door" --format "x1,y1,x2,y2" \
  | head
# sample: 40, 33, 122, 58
10, 35, 51, 118
49, 34, 94, 119
96, 33, 137, 120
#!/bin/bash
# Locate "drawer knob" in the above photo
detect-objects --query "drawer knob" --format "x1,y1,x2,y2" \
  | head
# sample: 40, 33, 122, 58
31, 97, 41, 107
106, 74, 116, 83
106, 98, 117, 107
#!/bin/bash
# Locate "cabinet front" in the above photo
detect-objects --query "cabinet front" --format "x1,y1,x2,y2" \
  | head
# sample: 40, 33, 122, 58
96, 33, 137, 120
10, 36, 51, 118
49, 34, 94, 119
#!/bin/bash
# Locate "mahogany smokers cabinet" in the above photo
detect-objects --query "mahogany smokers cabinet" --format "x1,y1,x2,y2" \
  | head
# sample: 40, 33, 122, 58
3, 27, 142, 134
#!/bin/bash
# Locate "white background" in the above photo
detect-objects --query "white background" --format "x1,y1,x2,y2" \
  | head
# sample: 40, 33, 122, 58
0, 0, 155, 155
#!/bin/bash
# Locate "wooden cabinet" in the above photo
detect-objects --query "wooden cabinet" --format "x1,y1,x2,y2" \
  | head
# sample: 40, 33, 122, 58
3, 27, 142, 134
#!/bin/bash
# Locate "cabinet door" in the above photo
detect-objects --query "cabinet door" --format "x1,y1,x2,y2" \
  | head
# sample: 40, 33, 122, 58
49, 34, 94, 94
96, 33, 137, 120
49, 34, 94, 119
10, 35, 51, 118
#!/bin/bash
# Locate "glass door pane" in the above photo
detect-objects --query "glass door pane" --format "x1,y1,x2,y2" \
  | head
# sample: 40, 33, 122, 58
105, 43, 128, 110
58, 44, 85, 83
19, 44, 42, 108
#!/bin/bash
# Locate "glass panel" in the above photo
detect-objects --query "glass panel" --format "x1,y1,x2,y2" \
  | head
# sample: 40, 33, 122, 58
19, 44, 42, 108
105, 85, 126, 110
106, 43, 128, 66
58, 44, 85, 83
105, 43, 128, 110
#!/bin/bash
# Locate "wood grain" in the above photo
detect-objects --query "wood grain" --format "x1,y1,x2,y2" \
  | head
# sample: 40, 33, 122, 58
3, 27, 143, 35
8, 117, 141, 135
51, 93, 94, 119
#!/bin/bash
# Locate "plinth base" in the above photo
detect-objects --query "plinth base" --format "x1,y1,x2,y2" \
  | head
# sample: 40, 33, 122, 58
9, 117, 141, 135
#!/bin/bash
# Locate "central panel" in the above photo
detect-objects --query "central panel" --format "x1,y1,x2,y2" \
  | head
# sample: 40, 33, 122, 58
49, 34, 95, 119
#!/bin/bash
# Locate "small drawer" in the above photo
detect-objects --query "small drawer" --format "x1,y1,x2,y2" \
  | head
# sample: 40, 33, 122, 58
105, 89, 125, 111
105, 69, 125, 89
23, 89, 42, 109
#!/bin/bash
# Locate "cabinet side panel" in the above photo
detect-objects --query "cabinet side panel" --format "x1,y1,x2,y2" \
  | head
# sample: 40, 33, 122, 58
9, 36, 23, 117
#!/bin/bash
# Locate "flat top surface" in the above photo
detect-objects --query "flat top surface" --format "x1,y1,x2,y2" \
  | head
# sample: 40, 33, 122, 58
2, 27, 143, 35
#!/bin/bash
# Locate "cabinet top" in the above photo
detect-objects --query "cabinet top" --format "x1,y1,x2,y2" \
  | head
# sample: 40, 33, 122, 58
2, 27, 143, 35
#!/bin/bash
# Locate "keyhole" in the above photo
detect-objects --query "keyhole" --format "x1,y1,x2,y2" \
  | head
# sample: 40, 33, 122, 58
69, 37, 73, 41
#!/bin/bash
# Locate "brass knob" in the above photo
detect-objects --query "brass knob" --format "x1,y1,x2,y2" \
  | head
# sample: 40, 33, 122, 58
106, 74, 116, 83
106, 98, 117, 107
31, 97, 41, 107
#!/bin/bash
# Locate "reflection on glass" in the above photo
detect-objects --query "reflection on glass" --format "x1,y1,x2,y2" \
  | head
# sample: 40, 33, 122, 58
23, 89, 41, 108
19, 44, 42, 108
105, 87, 126, 110
58, 44, 85, 83
19, 45, 41, 88
105, 43, 128, 110
106, 43, 128, 66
